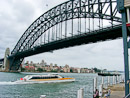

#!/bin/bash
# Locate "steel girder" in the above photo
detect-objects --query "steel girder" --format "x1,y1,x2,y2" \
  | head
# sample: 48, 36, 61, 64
8, 57, 23, 71
11, 0, 121, 55
10, 24, 123, 59
8, 0, 122, 70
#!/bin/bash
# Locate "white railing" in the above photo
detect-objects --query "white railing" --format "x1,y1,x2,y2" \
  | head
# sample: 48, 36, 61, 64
125, 93, 130, 98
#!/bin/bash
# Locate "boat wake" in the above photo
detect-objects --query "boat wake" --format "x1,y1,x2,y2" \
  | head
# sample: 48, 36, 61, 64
0, 81, 17, 85
0, 81, 32, 85
0, 81, 54, 85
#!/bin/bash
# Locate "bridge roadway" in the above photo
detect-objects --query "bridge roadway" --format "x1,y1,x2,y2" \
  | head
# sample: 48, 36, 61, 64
9, 25, 129, 59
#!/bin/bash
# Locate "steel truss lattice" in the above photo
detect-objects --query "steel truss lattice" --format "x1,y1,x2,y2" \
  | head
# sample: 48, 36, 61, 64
9, 0, 122, 70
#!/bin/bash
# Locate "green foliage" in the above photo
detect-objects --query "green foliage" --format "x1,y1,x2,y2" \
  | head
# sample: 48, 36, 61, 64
37, 68, 43, 72
21, 68, 26, 72
60, 70, 64, 73
70, 69, 73, 73
93, 67, 101, 73
50, 70, 58, 72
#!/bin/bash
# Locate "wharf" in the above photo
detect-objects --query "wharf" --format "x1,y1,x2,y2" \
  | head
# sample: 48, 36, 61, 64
103, 83, 125, 98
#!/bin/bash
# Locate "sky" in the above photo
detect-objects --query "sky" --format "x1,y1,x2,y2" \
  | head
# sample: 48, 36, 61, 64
0, 0, 127, 71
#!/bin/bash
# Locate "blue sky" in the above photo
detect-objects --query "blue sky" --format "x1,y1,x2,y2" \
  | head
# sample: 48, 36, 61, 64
0, 0, 127, 71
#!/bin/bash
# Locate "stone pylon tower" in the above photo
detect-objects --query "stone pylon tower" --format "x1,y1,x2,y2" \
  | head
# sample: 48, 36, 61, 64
2, 48, 10, 71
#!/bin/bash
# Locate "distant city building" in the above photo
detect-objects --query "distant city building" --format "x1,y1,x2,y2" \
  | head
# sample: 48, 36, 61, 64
77, 68, 81, 73
21, 59, 95, 73
25, 65, 35, 72
63, 65, 70, 73
40, 60, 45, 67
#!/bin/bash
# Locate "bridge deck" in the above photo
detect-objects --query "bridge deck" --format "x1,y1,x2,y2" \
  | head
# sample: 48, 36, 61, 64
9, 25, 130, 59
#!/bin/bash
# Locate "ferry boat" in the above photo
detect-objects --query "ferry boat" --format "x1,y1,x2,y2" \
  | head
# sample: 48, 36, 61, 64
98, 72, 120, 76
98, 71, 120, 76
16, 74, 75, 84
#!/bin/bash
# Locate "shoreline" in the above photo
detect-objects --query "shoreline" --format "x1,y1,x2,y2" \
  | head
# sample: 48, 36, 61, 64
0, 71, 97, 74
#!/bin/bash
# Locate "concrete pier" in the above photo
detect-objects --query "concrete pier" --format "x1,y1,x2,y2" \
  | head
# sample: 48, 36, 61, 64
98, 75, 126, 98
103, 83, 125, 98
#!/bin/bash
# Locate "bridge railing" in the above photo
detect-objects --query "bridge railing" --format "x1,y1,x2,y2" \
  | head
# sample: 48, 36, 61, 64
125, 93, 130, 98
32, 24, 122, 46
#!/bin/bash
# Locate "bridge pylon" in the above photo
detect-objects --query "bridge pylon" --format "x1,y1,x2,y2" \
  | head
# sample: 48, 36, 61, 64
8, 57, 23, 72
2, 48, 10, 72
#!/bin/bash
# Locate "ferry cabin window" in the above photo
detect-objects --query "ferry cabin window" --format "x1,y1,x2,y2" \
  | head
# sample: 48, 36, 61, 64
31, 76, 58, 79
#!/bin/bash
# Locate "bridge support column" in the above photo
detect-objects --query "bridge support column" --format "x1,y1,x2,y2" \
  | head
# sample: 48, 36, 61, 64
2, 48, 10, 71
8, 57, 23, 72
121, 10, 130, 97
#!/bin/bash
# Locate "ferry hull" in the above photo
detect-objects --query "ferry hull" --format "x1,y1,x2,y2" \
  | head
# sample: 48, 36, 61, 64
98, 73, 120, 76
15, 79, 75, 84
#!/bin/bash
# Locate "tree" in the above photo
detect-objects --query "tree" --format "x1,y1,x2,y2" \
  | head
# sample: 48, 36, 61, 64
70, 69, 73, 73
37, 68, 43, 72
50, 70, 58, 73
93, 67, 101, 73
21, 68, 26, 72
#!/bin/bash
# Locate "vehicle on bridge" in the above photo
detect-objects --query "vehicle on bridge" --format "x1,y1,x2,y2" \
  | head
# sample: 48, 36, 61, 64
15, 74, 75, 84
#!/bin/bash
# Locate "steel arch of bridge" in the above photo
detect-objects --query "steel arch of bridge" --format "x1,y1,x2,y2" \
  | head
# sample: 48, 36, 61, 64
9, 0, 122, 70
12, 0, 121, 55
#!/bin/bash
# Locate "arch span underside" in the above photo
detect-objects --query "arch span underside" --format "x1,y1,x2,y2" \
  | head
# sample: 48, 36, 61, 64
9, 0, 124, 70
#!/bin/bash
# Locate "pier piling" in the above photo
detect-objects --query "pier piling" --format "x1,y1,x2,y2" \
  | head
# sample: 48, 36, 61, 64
93, 77, 97, 93
102, 77, 104, 88
107, 76, 110, 86
113, 76, 115, 85
77, 88, 84, 98
99, 84, 103, 97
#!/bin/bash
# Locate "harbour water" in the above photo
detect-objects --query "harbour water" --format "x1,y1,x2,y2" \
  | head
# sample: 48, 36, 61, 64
0, 72, 118, 98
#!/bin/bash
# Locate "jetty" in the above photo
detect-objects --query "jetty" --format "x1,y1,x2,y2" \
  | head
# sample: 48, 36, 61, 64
76, 75, 126, 98
103, 83, 125, 98
92, 75, 127, 98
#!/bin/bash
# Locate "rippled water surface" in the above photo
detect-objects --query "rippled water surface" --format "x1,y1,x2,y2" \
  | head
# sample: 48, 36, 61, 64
0, 72, 115, 98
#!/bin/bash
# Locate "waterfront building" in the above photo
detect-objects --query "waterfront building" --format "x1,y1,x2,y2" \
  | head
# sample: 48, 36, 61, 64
80, 68, 85, 73
21, 59, 95, 73
40, 60, 45, 67
70, 67, 76, 73
52, 65, 59, 72
25, 65, 35, 72
70, 67, 80, 73
50, 63, 53, 70
44, 65, 51, 72
88, 69, 95, 73
30, 61, 33, 66
77, 68, 81, 73
36, 63, 41, 67
63, 65, 70, 73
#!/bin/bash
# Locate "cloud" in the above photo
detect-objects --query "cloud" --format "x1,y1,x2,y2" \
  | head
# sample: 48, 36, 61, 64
0, 0, 67, 56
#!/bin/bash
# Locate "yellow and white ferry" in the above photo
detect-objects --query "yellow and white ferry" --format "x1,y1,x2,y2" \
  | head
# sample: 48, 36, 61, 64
16, 74, 75, 84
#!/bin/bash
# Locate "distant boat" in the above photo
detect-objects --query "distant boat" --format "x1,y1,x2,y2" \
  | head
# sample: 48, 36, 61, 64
98, 71, 120, 76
